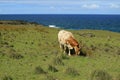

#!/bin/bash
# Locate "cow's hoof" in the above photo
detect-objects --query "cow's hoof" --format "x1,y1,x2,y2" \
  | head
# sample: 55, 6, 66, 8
68, 54, 71, 56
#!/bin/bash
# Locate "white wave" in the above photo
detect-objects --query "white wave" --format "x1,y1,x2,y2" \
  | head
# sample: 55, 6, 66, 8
48, 25, 59, 28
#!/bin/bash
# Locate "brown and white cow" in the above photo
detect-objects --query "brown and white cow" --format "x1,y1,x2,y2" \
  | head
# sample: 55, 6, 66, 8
58, 30, 81, 56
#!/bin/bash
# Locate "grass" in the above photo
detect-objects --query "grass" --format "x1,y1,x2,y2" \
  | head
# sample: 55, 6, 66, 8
0, 20, 120, 80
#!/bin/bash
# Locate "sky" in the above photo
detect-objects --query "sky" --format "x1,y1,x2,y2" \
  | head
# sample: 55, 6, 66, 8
0, 0, 120, 14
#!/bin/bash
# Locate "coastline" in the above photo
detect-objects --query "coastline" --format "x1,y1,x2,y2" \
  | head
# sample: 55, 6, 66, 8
0, 20, 120, 33
0, 14, 120, 33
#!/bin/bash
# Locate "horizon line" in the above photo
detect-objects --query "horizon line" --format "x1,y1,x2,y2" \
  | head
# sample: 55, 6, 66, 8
0, 13, 120, 15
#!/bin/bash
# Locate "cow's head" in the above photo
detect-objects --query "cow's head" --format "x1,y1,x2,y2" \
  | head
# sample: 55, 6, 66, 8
74, 44, 81, 55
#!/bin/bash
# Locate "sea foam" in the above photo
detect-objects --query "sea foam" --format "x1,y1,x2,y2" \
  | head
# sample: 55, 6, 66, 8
48, 25, 59, 28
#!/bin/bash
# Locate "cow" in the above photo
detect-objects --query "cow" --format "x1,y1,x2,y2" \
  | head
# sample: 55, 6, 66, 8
58, 30, 81, 56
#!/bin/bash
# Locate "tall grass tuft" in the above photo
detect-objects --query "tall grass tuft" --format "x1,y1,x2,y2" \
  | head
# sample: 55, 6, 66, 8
65, 67, 79, 76
90, 70, 112, 80
52, 56, 64, 65
0, 75, 13, 80
48, 65, 58, 72
34, 66, 46, 74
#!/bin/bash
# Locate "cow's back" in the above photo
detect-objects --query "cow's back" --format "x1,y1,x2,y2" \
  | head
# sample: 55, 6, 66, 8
58, 30, 74, 44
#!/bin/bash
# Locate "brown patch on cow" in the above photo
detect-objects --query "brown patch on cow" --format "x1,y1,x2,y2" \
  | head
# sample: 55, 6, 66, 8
66, 36, 79, 47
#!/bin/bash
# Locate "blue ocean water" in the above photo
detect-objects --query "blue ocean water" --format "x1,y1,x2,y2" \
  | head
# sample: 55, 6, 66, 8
0, 14, 120, 32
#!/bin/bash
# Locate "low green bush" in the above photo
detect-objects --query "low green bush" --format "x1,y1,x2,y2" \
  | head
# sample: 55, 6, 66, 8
58, 53, 69, 60
34, 66, 46, 74
48, 65, 58, 72
65, 67, 79, 76
52, 57, 64, 65
80, 46, 92, 56
116, 74, 120, 80
90, 70, 112, 80
0, 75, 13, 80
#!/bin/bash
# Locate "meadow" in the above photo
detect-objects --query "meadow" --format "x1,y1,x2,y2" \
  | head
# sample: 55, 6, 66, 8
0, 20, 120, 80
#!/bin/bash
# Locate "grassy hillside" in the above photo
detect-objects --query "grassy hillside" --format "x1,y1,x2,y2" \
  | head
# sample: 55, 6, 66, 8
0, 20, 120, 80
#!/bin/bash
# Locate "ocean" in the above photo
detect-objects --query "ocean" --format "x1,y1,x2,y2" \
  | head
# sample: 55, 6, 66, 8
0, 14, 120, 32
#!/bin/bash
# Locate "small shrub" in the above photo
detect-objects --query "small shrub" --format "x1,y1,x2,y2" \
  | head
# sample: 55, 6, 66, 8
116, 74, 120, 80
104, 43, 110, 47
79, 33, 95, 37
80, 47, 92, 56
116, 49, 120, 55
34, 66, 46, 74
104, 48, 110, 52
48, 65, 58, 72
53, 57, 64, 65
3, 42, 9, 45
0, 75, 13, 80
9, 53, 24, 59
90, 45, 97, 51
59, 53, 69, 60
0, 51, 5, 56
10, 45, 14, 48
90, 70, 112, 80
65, 67, 79, 76
104, 43, 112, 49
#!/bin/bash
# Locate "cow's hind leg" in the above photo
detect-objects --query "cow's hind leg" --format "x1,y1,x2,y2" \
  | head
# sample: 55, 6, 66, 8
63, 45, 67, 54
65, 46, 69, 55
60, 44, 68, 54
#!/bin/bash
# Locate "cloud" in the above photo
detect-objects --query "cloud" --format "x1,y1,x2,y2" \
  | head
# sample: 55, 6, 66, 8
0, 0, 120, 14
50, 6, 55, 9
110, 3, 120, 8
49, 6, 56, 9
82, 4, 100, 9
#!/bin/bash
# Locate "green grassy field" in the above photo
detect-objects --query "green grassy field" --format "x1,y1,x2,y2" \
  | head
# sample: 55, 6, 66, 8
0, 21, 120, 80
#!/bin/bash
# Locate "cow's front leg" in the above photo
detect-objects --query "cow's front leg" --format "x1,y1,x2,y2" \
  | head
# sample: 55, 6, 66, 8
68, 49, 71, 56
